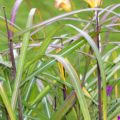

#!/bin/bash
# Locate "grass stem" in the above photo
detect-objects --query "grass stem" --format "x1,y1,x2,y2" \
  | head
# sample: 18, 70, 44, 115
95, 10, 102, 120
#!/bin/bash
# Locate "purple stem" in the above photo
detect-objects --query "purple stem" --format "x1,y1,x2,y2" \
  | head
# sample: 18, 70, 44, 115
9, 0, 23, 120
95, 10, 102, 120
3, 7, 16, 78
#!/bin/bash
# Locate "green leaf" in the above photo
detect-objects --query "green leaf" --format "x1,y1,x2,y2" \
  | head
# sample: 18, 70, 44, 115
0, 82, 16, 120
49, 55, 91, 120
66, 24, 107, 120
25, 40, 85, 82
51, 91, 76, 120
11, 8, 36, 109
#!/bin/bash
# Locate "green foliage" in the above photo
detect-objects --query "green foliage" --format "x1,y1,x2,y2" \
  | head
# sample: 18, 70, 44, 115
0, 0, 120, 120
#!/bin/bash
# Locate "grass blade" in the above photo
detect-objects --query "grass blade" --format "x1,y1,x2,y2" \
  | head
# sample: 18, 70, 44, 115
25, 40, 85, 82
49, 55, 91, 120
0, 82, 16, 120
51, 91, 76, 120
11, 8, 36, 109
67, 24, 107, 120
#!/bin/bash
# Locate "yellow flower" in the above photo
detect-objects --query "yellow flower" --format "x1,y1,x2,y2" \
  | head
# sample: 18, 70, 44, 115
84, 0, 102, 8
55, 0, 72, 12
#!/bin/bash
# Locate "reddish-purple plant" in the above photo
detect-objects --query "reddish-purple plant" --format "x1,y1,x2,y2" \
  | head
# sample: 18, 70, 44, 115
118, 116, 120, 120
106, 85, 113, 96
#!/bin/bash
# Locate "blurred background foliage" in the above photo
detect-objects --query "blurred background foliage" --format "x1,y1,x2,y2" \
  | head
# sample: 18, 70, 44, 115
0, 0, 120, 52
0, 0, 120, 25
